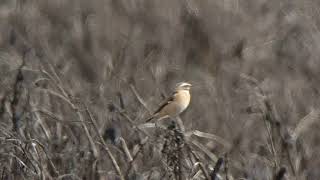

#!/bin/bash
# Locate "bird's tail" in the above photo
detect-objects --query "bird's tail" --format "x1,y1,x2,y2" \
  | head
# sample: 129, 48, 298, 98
145, 116, 154, 122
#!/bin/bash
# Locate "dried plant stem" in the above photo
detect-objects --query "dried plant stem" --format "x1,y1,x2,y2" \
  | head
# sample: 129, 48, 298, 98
190, 140, 218, 162
185, 144, 210, 180
10, 57, 25, 131
224, 153, 229, 180
293, 109, 320, 140
77, 111, 99, 158
40, 62, 124, 180
263, 116, 279, 169
30, 105, 51, 140
113, 103, 152, 138
125, 138, 148, 176
185, 130, 231, 150
3, 153, 38, 176
26, 139, 59, 176
28, 109, 83, 123
210, 157, 223, 180
85, 106, 125, 180
274, 122, 296, 176
130, 84, 152, 113
119, 137, 133, 161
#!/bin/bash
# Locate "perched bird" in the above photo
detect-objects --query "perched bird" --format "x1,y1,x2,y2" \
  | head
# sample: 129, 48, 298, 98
146, 82, 192, 122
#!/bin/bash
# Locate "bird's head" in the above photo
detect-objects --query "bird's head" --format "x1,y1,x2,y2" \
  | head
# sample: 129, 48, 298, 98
175, 82, 192, 91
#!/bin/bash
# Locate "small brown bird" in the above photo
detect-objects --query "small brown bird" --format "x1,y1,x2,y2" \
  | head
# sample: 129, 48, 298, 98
146, 82, 192, 122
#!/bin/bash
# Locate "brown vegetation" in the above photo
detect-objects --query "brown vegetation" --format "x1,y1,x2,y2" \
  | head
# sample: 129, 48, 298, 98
1, 0, 320, 179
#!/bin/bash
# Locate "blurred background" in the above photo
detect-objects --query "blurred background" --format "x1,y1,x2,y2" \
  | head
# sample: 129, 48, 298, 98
0, 0, 320, 179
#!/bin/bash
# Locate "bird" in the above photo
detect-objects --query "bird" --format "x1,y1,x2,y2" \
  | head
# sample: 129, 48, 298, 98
146, 82, 192, 122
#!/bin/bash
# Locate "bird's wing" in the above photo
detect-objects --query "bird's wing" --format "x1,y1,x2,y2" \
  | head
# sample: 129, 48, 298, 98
152, 92, 176, 115
145, 92, 176, 122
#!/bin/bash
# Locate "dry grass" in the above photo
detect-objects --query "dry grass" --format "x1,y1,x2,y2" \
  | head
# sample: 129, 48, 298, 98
1, 0, 320, 179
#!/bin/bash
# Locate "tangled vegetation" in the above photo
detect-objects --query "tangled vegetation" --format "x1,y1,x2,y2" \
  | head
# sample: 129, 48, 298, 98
1, 0, 320, 179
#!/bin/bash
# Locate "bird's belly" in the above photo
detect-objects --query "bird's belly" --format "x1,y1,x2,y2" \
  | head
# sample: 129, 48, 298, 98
165, 102, 188, 117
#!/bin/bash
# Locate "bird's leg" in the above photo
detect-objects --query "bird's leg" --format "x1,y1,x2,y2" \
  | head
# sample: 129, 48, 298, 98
176, 117, 185, 132
169, 118, 185, 138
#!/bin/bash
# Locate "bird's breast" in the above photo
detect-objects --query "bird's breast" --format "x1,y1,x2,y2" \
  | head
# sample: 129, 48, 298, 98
174, 90, 190, 112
